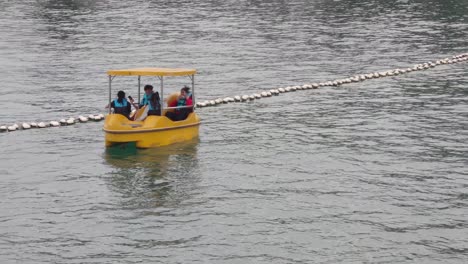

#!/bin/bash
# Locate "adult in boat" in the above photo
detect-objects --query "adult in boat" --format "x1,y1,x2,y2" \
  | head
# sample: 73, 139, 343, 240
166, 86, 193, 121
130, 84, 161, 116
107, 90, 132, 119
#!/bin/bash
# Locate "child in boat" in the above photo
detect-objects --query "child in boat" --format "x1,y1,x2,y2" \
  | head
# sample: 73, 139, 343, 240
108, 90, 132, 119
166, 86, 193, 121
130, 84, 161, 116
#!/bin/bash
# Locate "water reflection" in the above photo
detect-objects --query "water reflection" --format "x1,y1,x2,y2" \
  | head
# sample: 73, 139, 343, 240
104, 139, 200, 209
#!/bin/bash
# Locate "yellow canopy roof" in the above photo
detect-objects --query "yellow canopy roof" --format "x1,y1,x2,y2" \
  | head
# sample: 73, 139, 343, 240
107, 68, 196, 77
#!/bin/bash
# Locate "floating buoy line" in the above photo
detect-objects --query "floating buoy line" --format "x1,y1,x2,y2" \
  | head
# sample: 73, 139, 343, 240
0, 114, 105, 133
1, 53, 466, 133
195, 53, 467, 108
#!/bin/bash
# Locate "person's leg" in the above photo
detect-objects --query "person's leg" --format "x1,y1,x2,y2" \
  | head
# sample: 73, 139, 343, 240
147, 110, 160, 116
165, 111, 177, 121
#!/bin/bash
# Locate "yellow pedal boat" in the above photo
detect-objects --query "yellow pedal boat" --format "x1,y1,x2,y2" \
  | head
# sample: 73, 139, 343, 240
103, 67, 200, 148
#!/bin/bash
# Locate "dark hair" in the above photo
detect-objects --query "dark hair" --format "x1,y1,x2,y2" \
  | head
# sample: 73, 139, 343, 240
181, 86, 190, 94
117, 90, 125, 104
144, 84, 153, 91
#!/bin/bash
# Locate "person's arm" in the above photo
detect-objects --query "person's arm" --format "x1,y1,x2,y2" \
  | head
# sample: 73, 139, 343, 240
139, 97, 145, 108
129, 98, 139, 109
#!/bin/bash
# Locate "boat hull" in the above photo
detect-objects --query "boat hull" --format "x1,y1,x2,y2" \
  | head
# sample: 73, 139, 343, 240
103, 113, 200, 148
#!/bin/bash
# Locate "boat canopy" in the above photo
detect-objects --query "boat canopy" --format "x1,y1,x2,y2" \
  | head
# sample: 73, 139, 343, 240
107, 68, 196, 77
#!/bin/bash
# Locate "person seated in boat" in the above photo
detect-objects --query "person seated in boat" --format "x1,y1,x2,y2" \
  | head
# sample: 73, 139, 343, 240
165, 86, 193, 121
130, 84, 161, 116
107, 90, 132, 119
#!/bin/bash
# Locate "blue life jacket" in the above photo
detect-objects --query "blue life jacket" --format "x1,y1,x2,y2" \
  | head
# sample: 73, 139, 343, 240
177, 97, 186, 107
140, 93, 160, 111
113, 99, 129, 116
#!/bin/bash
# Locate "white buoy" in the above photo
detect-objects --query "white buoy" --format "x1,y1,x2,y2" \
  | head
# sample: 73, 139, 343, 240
312, 83, 319, 88
30, 122, 38, 128
50, 121, 60, 127
67, 119, 75, 125
21, 123, 31, 129
7, 125, 17, 132
78, 116, 88, 122
285, 87, 292, 92
234, 96, 241, 102
254, 93, 261, 99
93, 115, 102, 121
209, 100, 216, 106
215, 98, 223, 104
278, 88, 286, 93
0, 126, 7, 132
88, 114, 95, 121
260, 92, 268, 97
222, 98, 230, 104
241, 95, 249, 101
59, 119, 67, 125
249, 95, 255, 100
38, 122, 46, 128
98, 114, 105, 119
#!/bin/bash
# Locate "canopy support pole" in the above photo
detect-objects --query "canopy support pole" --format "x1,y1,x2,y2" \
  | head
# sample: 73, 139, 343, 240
190, 74, 195, 107
108, 75, 112, 114
138, 76, 141, 104
160, 76, 164, 113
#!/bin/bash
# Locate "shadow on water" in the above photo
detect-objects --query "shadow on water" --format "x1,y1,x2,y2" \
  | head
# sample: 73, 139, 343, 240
103, 139, 200, 209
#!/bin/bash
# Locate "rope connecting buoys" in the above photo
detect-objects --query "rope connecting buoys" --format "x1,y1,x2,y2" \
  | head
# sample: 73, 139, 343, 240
195, 52, 467, 109
1, 53, 466, 133
0, 113, 105, 133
